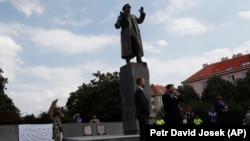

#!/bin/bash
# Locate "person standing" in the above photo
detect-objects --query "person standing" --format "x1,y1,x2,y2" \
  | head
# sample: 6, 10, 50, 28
208, 107, 217, 124
193, 114, 203, 125
73, 113, 82, 123
115, 3, 146, 64
134, 77, 152, 141
155, 117, 165, 125
162, 84, 181, 125
89, 114, 100, 123
213, 94, 229, 124
50, 110, 64, 141
244, 108, 250, 125
184, 106, 194, 125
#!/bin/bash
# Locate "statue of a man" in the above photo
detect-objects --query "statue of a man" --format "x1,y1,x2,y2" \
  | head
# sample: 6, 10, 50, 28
115, 3, 146, 64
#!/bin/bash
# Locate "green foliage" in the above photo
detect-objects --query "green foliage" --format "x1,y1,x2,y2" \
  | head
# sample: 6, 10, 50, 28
66, 71, 121, 122
21, 114, 36, 124
0, 68, 20, 125
202, 75, 235, 103
177, 84, 199, 104
0, 68, 8, 94
36, 112, 51, 124
234, 70, 250, 103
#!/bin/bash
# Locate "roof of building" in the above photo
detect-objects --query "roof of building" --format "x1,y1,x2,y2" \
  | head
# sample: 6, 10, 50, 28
150, 84, 166, 95
182, 53, 250, 83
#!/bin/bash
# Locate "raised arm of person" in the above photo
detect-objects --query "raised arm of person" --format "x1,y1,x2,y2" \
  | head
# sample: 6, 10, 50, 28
59, 110, 64, 118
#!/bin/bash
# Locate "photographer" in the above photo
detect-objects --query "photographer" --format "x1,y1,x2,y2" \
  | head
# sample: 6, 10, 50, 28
50, 110, 64, 141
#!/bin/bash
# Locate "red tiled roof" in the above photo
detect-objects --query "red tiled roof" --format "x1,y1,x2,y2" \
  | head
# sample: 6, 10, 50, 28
150, 84, 166, 95
182, 53, 250, 83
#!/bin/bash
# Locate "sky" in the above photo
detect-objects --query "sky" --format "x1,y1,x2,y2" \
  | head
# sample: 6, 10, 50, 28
1, 0, 250, 116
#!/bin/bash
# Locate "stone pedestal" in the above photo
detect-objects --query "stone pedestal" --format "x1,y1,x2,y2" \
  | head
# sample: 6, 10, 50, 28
119, 62, 151, 135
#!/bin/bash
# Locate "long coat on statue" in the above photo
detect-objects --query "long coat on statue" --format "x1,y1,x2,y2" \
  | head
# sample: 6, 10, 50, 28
115, 12, 145, 60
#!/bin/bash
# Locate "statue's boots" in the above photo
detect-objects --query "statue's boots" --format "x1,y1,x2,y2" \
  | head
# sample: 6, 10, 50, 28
136, 57, 144, 63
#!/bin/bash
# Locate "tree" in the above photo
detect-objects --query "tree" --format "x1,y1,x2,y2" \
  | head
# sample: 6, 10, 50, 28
234, 70, 250, 103
0, 68, 7, 94
202, 75, 235, 103
66, 71, 121, 122
0, 68, 20, 124
177, 84, 199, 105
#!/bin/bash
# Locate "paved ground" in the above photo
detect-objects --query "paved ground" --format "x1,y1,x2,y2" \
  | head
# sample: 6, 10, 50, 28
62, 134, 139, 141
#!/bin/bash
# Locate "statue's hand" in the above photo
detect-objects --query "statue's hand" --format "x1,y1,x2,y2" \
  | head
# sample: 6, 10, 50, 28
119, 11, 127, 24
120, 11, 127, 19
139, 7, 144, 13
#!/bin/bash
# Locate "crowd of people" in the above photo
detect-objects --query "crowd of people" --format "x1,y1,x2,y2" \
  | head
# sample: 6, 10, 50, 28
49, 111, 101, 141
150, 90, 238, 126
134, 76, 249, 141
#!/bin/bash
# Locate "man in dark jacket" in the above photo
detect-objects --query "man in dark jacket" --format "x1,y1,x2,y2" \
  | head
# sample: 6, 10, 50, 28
134, 77, 152, 141
162, 84, 181, 125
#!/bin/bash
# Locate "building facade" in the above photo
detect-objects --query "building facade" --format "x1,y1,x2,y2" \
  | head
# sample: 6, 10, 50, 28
182, 53, 250, 96
150, 84, 166, 115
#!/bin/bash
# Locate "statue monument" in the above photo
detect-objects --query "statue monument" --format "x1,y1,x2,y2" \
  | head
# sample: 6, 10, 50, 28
115, 3, 146, 64
115, 3, 152, 135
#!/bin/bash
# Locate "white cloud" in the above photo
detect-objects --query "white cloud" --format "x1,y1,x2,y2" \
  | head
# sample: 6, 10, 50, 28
149, 0, 208, 35
101, 12, 116, 23
9, 87, 65, 115
30, 29, 118, 54
0, 23, 21, 36
167, 17, 208, 35
238, 11, 250, 20
233, 41, 250, 54
145, 56, 203, 86
144, 44, 162, 54
0, 35, 23, 81
219, 22, 234, 27
82, 61, 118, 73
0, 23, 119, 54
10, 0, 44, 18
53, 18, 92, 27
8, 65, 86, 115
144, 40, 169, 54
24, 66, 83, 82
156, 40, 169, 46
150, 0, 203, 23
52, 6, 92, 27
167, 0, 203, 15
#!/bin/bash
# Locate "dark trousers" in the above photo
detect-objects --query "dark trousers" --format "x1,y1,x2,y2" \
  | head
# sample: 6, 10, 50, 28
138, 118, 149, 141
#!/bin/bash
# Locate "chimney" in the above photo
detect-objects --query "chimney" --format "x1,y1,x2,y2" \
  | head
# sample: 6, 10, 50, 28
202, 63, 208, 68
221, 57, 228, 62
236, 53, 242, 57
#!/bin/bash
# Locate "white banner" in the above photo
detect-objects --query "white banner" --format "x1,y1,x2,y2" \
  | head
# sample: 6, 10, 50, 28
18, 124, 57, 141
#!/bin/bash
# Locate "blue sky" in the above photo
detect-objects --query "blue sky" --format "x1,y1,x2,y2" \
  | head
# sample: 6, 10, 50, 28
0, 0, 250, 116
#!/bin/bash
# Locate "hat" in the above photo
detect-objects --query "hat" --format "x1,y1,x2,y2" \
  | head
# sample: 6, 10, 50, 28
122, 3, 131, 11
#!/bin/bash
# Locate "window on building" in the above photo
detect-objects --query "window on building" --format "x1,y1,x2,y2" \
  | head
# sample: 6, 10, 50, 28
242, 72, 247, 78
159, 97, 162, 105
152, 105, 155, 110
151, 97, 154, 102
202, 81, 207, 89
227, 75, 235, 83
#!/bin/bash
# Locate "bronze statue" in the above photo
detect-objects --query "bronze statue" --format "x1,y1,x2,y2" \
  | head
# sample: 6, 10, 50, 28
115, 3, 146, 64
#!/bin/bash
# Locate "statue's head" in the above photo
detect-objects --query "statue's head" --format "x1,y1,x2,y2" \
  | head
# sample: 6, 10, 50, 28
122, 3, 131, 12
